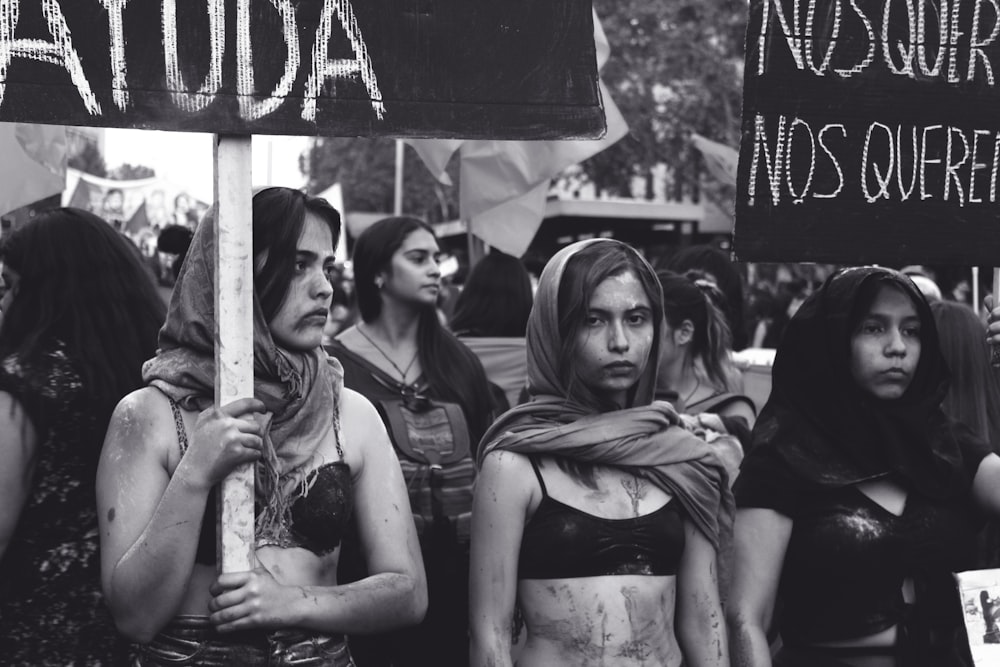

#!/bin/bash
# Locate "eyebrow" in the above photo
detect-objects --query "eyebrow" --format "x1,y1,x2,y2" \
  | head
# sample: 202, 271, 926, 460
588, 305, 653, 315
296, 249, 337, 263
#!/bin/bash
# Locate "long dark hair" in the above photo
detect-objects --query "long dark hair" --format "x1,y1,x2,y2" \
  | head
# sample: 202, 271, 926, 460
667, 244, 747, 350
450, 252, 533, 337
0, 208, 165, 433
657, 269, 734, 392
930, 300, 1000, 449
352, 216, 497, 444
557, 241, 664, 412
252, 187, 341, 322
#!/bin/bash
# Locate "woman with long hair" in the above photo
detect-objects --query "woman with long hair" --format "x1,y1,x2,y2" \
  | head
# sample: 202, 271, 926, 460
450, 251, 534, 407
98, 187, 426, 665
327, 216, 503, 666
729, 267, 1000, 667
657, 270, 756, 438
0, 208, 165, 665
471, 239, 734, 667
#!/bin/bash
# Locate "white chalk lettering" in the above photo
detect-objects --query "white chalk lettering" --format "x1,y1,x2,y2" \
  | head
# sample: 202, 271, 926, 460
882, 0, 916, 76
0, 0, 100, 114
948, 0, 963, 81
163, 0, 224, 112
969, 129, 992, 202
237, 0, 299, 121
835, 0, 877, 76
967, 0, 999, 85
805, 0, 840, 74
757, 0, 806, 75
991, 132, 1000, 201
749, 113, 790, 206
862, 121, 895, 201
786, 117, 817, 202
917, 0, 948, 76
920, 124, 944, 199
99, 0, 128, 111
895, 125, 919, 200
944, 126, 970, 203
815, 124, 847, 197
302, 0, 384, 122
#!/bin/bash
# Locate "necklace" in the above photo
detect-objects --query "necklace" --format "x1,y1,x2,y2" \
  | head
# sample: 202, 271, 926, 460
356, 323, 418, 384
681, 377, 701, 408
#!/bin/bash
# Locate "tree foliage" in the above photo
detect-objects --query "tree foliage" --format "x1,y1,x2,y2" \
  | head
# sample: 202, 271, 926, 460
107, 163, 156, 180
587, 0, 747, 201
302, 137, 459, 223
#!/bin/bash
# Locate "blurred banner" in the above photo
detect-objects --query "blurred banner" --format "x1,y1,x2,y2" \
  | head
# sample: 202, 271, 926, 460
406, 10, 628, 257
0, 123, 67, 216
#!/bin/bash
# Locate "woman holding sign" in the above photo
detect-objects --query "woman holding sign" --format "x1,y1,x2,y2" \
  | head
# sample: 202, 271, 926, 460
470, 239, 733, 667
97, 187, 426, 665
729, 267, 1000, 667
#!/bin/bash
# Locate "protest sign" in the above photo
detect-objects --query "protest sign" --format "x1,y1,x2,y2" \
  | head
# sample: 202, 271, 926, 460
0, 0, 605, 140
735, 0, 1000, 264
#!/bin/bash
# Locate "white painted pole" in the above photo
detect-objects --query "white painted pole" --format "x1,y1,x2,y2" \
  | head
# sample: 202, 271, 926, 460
394, 139, 404, 216
972, 266, 980, 316
214, 134, 255, 573
993, 268, 1000, 367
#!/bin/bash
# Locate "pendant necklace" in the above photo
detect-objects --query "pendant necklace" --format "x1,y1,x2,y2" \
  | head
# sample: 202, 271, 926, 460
681, 376, 701, 408
356, 323, 418, 385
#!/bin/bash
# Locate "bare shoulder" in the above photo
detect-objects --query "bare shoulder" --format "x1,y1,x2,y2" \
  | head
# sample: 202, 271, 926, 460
339, 387, 386, 440
103, 387, 177, 465
478, 450, 535, 493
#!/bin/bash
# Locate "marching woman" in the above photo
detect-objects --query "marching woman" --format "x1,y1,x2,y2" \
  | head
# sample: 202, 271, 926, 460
0, 209, 165, 665
326, 216, 504, 666
98, 187, 426, 665
729, 267, 1000, 667
470, 239, 734, 667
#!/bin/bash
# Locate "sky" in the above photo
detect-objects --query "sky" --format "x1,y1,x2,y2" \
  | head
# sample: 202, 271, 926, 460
103, 128, 311, 204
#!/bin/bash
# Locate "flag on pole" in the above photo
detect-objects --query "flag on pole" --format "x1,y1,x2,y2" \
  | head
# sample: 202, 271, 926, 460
406, 10, 629, 257
690, 133, 739, 187
0, 123, 67, 216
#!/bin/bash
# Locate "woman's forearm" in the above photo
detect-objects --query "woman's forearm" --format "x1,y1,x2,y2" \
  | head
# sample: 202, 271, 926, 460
107, 470, 211, 642
727, 616, 773, 667
470, 622, 514, 667
285, 571, 426, 634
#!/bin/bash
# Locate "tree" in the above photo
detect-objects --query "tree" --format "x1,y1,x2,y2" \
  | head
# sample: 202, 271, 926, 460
586, 0, 747, 203
108, 163, 156, 180
303, 137, 459, 223
68, 141, 107, 178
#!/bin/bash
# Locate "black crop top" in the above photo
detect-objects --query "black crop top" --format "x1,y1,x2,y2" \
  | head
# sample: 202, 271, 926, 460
518, 458, 685, 579
166, 397, 354, 565
735, 449, 989, 646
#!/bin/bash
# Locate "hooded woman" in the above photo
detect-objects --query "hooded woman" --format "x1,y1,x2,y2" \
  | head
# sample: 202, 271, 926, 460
97, 187, 426, 665
470, 239, 735, 667
728, 266, 1000, 667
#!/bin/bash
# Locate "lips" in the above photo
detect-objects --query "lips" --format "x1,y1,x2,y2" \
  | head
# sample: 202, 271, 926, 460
300, 308, 328, 325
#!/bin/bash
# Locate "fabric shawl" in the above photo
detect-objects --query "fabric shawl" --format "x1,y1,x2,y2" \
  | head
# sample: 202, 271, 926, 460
478, 239, 734, 552
142, 206, 344, 546
742, 266, 969, 500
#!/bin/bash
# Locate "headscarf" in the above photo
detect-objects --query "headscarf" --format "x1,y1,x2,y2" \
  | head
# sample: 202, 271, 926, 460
478, 239, 734, 552
743, 266, 969, 500
142, 207, 344, 545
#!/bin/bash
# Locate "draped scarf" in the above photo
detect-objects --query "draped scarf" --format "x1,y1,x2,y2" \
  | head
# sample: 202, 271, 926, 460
142, 207, 344, 546
478, 239, 734, 553
742, 266, 969, 500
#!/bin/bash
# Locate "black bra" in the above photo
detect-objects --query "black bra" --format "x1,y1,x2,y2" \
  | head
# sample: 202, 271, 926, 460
166, 396, 353, 564
517, 457, 685, 579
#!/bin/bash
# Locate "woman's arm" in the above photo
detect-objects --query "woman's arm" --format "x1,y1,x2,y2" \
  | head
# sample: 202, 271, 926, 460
726, 508, 793, 667
971, 453, 1000, 515
208, 389, 427, 634
469, 450, 532, 667
97, 389, 264, 642
676, 519, 728, 667
0, 391, 38, 562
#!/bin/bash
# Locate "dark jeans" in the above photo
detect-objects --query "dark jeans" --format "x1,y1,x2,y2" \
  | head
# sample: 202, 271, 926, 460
134, 615, 354, 667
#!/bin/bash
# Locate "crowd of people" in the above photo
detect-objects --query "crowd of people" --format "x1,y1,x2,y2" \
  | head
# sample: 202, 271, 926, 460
3, 188, 1000, 666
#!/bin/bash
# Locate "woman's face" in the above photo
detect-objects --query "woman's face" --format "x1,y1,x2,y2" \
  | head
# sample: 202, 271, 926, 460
379, 228, 442, 308
0, 263, 19, 330
573, 270, 654, 406
267, 212, 336, 352
849, 284, 922, 400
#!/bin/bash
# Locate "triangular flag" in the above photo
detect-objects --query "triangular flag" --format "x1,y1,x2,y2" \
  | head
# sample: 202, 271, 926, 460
691, 133, 739, 187
0, 123, 67, 215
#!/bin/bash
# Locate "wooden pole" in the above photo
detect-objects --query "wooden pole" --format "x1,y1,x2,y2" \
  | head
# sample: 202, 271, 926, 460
394, 139, 404, 216
214, 134, 255, 573
993, 268, 1000, 367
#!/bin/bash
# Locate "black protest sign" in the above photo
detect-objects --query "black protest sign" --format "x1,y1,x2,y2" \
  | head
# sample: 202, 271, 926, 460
0, 0, 604, 140
735, 0, 1000, 265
